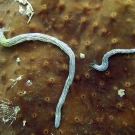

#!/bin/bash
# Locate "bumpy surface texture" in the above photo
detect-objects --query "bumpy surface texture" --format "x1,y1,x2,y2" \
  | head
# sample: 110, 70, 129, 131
0, 0, 135, 135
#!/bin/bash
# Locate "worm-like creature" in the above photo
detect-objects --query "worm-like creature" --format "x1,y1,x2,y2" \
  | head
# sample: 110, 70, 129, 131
0, 28, 75, 128
90, 49, 135, 71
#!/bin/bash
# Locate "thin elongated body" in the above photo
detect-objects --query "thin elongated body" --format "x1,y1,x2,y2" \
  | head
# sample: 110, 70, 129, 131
90, 49, 135, 71
0, 28, 75, 128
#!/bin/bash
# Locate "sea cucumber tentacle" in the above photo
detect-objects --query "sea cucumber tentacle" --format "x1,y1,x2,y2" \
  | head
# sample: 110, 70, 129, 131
0, 28, 75, 128
90, 49, 135, 71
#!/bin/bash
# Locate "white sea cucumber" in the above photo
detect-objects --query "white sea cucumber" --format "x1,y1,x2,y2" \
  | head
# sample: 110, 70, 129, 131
90, 49, 135, 71
0, 28, 75, 128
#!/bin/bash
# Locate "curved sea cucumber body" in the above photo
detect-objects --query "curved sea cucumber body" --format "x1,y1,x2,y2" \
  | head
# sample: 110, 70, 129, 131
0, 28, 75, 128
90, 49, 135, 71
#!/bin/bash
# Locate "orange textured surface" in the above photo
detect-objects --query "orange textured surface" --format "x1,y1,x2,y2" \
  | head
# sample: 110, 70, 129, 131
0, 0, 135, 134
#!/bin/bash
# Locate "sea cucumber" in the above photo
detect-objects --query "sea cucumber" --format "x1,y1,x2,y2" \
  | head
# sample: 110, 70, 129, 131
90, 49, 135, 71
0, 28, 75, 128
